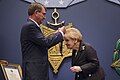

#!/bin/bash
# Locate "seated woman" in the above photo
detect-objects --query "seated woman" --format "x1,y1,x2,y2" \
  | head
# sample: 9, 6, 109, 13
64, 27, 105, 80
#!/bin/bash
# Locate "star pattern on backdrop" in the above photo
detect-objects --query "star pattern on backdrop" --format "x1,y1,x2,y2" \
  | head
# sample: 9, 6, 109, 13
108, 0, 120, 5
23, 0, 85, 8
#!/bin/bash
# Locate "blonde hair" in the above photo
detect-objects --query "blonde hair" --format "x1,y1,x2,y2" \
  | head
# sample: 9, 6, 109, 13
64, 28, 82, 42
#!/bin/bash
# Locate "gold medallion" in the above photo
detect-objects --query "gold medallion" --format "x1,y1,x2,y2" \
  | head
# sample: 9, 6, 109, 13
40, 23, 72, 74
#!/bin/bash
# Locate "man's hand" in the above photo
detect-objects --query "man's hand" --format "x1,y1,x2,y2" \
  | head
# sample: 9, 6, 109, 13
70, 66, 82, 73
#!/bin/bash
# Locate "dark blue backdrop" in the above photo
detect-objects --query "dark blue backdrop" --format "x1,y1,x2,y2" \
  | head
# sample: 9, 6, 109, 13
0, 0, 120, 80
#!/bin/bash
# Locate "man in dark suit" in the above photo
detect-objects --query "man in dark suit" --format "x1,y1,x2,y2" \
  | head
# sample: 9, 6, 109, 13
20, 3, 65, 80
64, 28, 105, 80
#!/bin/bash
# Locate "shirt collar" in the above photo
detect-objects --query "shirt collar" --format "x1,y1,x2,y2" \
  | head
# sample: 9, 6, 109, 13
29, 18, 40, 27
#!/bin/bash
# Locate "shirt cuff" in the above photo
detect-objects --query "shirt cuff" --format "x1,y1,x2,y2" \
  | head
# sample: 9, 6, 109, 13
59, 30, 64, 37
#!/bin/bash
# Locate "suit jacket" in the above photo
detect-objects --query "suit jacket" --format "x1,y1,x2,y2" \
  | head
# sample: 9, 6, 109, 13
72, 42, 105, 80
20, 19, 63, 80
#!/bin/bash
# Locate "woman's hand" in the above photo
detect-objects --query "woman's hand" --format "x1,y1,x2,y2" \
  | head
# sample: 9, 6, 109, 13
70, 66, 82, 73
